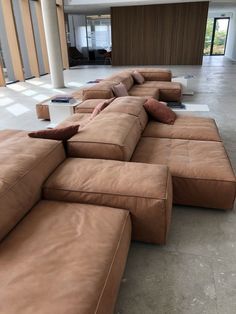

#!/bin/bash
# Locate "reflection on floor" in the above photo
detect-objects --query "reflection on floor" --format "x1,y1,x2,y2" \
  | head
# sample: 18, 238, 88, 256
1, 56, 236, 314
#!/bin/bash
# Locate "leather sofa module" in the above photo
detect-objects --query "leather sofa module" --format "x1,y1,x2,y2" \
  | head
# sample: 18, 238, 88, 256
142, 115, 221, 141
132, 68, 172, 81
0, 131, 65, 241
67, 112, 142, 161
102, 96, 149, 130
132, 137, 236, 210
0, 201, 131, 314
43, 158, 173, 244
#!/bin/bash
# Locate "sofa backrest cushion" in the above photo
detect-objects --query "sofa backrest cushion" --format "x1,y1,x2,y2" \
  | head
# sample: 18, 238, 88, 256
102, 96, 148, 131
0, 131, 65, 241
82, 81, 115, 100
133, 68, 172, 82
67, 112, 142, 161
75, 99, 107, 113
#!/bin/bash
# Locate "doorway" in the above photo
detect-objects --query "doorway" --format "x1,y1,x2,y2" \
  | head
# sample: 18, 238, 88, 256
204, 17, 230, 56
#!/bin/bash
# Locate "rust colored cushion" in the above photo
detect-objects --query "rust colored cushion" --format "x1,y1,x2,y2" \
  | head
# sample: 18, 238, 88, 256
132, 71, 145, 84
28, 125, 79, 141
144, 98, 176, 124
112, 82, 129, 97
90, 97, 115, 120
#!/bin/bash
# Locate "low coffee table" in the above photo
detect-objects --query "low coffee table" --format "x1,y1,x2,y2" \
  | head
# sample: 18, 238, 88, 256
46, 100, 82, 128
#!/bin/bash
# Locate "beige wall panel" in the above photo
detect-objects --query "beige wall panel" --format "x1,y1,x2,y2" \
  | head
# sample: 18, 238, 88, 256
35, 0, 50, 73
57, 1, 69, 69
0, 0, 24, 81
19, 0, 40, 77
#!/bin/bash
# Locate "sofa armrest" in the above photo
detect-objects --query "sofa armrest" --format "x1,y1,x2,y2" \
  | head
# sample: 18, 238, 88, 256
43, 158, 173, 244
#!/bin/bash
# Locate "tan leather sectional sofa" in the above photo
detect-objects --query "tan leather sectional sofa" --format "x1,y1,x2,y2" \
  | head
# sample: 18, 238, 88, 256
0, 128, 172, 313
36, 68, 182, 120
1, 70, 235, 313
59, 96, 236, 211
82, 68, 182, 102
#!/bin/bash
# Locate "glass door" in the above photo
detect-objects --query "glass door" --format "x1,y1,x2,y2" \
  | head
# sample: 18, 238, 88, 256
211, 18, 230, 55
204, 17, 230, 56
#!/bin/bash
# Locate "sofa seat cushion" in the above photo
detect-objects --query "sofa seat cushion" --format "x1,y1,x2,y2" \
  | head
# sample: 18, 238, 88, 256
44, 158, 172, 244
67, 112, 142, 161
0, 129, 22, 142
102, 96, 148, 131
82, 81, 115, 100
143, 114, 221, 141
0, 132, 65, 241
56, 113, 92, 129
132, 137, 236, 209
129, 86, 159, 99
75, 99, 107, 113
141, 81, 182, 101
0, 200, 131, 314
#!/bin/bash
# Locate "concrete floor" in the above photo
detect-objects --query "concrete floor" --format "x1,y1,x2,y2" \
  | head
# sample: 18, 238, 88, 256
1, 56, 236, 314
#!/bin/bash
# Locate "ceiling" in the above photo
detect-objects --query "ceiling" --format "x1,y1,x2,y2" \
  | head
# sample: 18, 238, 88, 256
64, 0, 236, 14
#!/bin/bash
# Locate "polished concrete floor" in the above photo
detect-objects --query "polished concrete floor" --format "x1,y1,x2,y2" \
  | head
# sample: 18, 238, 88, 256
1, 56, 236, 314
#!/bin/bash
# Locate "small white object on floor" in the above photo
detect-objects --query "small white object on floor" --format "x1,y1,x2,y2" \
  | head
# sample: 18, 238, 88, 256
174, 104, 210, 112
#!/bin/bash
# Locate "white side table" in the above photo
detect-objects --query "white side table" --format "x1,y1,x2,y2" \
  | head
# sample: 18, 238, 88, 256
46, 100, 82, 128
172, 76, 194, 96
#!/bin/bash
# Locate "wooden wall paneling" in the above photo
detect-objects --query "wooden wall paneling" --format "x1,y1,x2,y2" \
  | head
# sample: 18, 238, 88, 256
34, 0, 50, 73
56, 0, 69, 69
19, 0, 40, 77
0, 0, 24, 81
112, 2, 209, 66
0, 62, 5, 86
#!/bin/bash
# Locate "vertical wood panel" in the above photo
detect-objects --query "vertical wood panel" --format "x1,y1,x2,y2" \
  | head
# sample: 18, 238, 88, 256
19, 0, 40, 77
34, 0, 50, 73
57, 0, 69, 69
0, 0, 24, 81
0, 62, 5, 86
112, 2, 209, 65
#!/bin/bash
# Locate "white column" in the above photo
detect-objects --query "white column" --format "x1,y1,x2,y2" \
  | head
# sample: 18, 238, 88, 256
41, 0, 64, 88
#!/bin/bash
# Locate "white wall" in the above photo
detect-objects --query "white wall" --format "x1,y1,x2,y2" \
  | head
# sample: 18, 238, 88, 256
208, 7, 236, 61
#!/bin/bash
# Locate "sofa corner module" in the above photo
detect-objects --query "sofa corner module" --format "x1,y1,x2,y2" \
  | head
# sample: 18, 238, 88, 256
43, 158, 173, 245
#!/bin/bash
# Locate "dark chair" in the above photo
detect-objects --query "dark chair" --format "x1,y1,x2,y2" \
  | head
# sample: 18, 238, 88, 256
68, 47, 85, 67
